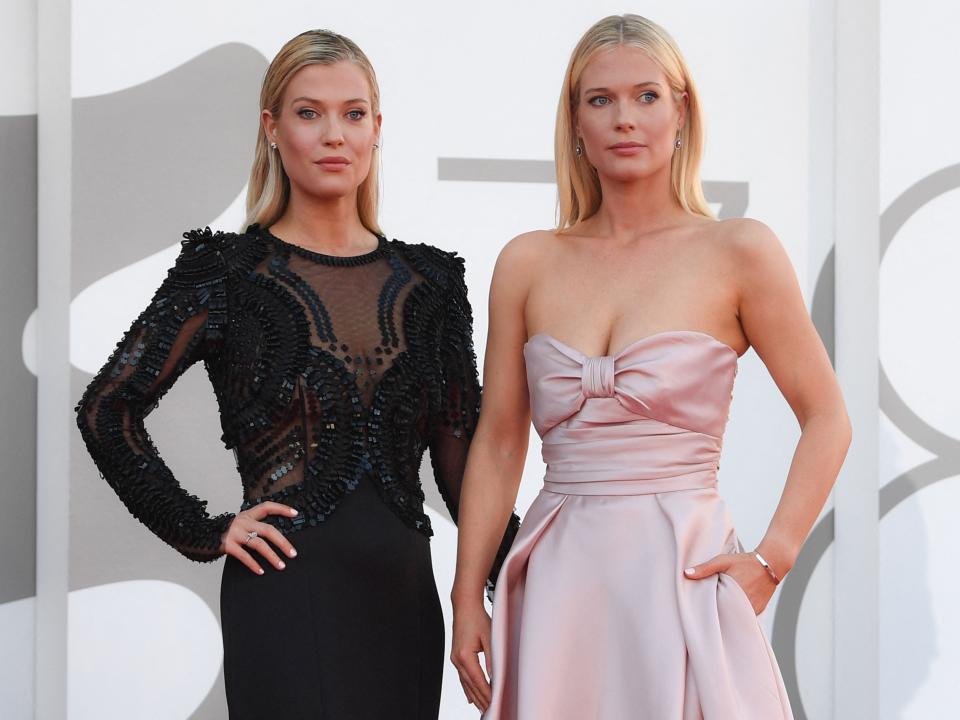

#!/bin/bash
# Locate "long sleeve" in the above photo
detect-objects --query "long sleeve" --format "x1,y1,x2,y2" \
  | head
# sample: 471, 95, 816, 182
75, 229, 236, 562
427, 252, 521, 601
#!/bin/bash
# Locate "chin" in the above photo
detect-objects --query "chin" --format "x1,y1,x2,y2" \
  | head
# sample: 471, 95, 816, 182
300, 177, 361, 199
596, 165, 654, 183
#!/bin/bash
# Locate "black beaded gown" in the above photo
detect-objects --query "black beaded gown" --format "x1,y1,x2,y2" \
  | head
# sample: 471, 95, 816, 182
75, 223, 521, 719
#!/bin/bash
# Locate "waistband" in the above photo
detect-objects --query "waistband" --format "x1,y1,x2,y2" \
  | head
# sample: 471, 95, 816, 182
542, 468, 717, 496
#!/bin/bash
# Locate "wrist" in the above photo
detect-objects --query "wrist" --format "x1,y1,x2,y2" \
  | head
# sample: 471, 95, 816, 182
451, 583, 485, 610
754, 536, 798, 579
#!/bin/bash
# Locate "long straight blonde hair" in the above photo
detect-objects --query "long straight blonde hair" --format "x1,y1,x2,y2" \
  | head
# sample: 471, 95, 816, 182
555, 14, 713, 231
244, 29, 382, 234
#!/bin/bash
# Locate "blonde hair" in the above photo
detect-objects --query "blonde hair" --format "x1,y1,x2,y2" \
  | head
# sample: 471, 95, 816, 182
555, 14, 713, 231
244, 29, 382, 234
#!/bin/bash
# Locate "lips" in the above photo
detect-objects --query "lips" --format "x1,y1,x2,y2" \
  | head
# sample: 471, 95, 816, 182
314, 157, 351, 168
608, 142, 646, 156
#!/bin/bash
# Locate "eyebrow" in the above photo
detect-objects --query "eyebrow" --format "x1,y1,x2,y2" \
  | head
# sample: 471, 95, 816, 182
583, 82, 662, 94
289, 96, 370, 106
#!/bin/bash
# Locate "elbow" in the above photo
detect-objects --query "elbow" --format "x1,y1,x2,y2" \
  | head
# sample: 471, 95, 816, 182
75, 388, 110, 450
840, 410, 853, 451
477, 417, 529, 463
798, 404, 852, 450
831, 396, 853, 450
75, 393, 96, 438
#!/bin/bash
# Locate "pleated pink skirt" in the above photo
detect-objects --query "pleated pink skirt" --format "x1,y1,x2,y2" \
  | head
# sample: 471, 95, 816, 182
483, 484, 794, 720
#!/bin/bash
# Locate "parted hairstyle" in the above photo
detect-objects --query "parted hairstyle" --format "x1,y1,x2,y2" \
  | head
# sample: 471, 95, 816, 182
555, 14, 713, 231
245, 29, 382, 234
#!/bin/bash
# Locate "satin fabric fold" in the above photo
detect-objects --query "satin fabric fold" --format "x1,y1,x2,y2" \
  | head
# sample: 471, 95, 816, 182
483, 331, 793, 720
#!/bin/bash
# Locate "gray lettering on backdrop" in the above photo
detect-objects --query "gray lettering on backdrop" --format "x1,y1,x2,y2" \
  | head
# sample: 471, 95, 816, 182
438, 157, 749, 219
772, 163, 960, 720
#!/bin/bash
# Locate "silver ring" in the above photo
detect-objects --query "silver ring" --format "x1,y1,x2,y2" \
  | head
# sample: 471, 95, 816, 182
243, 530, 259, 545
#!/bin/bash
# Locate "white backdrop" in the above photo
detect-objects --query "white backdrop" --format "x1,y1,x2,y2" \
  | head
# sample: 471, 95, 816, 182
2, 1, 957, 718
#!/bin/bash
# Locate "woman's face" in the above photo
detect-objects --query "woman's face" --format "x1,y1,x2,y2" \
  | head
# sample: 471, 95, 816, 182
263, 61, 381, 202
574, 45, 687, 184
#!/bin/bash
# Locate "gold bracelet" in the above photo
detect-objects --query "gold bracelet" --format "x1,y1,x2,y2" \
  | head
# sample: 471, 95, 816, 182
753, 551, 781, 584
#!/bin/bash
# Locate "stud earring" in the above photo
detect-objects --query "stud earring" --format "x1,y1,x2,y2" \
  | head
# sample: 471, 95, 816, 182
373, 143, 379, 149
270, 141, 278, 150
575, 142, 583, 158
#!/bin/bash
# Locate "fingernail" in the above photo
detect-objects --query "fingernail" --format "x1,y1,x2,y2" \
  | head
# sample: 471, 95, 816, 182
290, 508, 298, 515
278, 561, 286, 569
289, 549, 297, 557
257, 568, 264, 575
684, 567, 695, 575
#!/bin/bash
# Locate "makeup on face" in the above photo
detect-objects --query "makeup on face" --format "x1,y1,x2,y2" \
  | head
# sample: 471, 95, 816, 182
270, 62, 380, 197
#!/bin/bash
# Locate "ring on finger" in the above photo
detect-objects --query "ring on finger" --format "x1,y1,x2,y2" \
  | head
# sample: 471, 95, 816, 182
242, 530, 259, 545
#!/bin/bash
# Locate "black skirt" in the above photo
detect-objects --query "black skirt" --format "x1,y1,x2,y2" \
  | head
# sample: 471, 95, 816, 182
220, 477, 445, 719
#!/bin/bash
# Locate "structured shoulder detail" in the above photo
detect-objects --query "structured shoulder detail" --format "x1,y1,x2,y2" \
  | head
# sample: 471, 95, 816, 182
170, 227, 230, 288
179, 226, 263, 278
393, 240, 466, 290
75, 226, 521, 579
168, 226, 265, 346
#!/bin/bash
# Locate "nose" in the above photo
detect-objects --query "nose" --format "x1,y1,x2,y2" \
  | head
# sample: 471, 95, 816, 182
320, 118, 345, 147
614, 106, 636, 132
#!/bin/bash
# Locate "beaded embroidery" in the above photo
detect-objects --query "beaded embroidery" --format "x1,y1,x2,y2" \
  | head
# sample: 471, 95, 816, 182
76, 224, 521, 593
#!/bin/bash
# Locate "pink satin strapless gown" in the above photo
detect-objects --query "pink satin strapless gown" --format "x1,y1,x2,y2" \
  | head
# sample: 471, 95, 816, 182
483, 331, 794, 720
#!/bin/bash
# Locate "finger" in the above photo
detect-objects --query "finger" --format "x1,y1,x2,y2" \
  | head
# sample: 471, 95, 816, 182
461, 654, 491, 704
461, 678, 479, 708
248, 536, 286, 570
480, 628, 493, 682
253, 522, 298, 559
248, 502, 299, 521
453, 658, 479, 691
455, 668, 477, 703
226, 543, 264, 575
458, 669, 483, 709
683, 554, 730, 579
452, 657, 483, 702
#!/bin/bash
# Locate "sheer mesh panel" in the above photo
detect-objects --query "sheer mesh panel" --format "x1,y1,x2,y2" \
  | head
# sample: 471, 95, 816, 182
76, 224, 521, 592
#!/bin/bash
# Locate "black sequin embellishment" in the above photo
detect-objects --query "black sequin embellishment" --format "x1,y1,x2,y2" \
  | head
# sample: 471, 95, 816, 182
74, 223, 521, 593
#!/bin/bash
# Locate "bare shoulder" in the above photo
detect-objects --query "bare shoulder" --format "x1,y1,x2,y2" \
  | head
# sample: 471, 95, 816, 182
713, 217, 784, 263
492, 229, 554, 282
497, 229, 553, 264
712, 218, 800, 310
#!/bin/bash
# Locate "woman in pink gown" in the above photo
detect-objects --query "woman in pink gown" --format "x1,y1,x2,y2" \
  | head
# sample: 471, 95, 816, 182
448, 14, 851, 720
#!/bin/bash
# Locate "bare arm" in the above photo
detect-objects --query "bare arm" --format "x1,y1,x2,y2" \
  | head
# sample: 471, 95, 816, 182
451, 234, 536, 607
426, 249, 521, 596
685, 219, 852, 611
450, 233, 538, 710
733, 219, 852, 577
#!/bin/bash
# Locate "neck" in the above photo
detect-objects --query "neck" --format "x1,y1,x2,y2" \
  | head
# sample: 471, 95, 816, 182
587, 162, 688, 241
270, 188, 377, 252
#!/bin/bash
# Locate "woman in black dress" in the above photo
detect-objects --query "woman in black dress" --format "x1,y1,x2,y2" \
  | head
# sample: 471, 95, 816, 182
75, 29, 520, 719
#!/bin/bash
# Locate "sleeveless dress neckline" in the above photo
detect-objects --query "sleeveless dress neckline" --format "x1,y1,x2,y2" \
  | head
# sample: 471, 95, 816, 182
524, 328, 741, 360
483, 332, 793, 720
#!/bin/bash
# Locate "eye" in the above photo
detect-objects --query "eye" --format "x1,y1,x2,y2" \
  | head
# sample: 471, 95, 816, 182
297, 108, 317, 119
346, 109, 367, 121
639, 91, 659, 103
587, 95, 611, 106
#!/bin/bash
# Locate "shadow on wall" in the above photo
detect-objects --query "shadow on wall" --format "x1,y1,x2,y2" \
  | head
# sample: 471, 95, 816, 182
68, 43, 266, 720
771, 166, 960, 719
0, 114, 37, 607
8, 34, 951, 719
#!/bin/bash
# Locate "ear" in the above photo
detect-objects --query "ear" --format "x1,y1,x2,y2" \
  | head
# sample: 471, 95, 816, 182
261, 109, 278, 144
677, 91, 689, 130
373, 111, 383, 141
